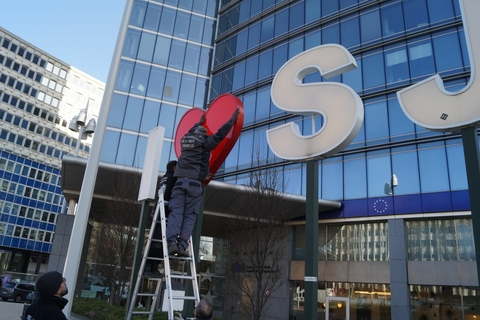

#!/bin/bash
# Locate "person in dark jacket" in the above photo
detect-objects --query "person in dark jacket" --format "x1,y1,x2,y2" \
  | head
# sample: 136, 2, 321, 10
167, 108, 239, 256
25, 271, 68, 320
144, 160, 177, 278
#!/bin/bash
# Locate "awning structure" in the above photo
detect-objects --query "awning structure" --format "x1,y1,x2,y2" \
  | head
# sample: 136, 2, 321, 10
61, 155, 341, 238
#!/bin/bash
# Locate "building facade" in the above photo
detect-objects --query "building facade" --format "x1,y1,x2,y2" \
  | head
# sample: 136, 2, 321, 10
0, 27, 104, 275
96, 0, 478, 319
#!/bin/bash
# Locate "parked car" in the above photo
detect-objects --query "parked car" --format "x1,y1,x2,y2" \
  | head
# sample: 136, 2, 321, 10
0, 282, 35, 303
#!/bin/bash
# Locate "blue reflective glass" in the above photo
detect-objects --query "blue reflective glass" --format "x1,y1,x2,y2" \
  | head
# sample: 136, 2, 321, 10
251, 0, 262, 16
253, 125, 269, 161
159, 7, 176, 34
391, 148, 420, 195
199, 47, 211, 76
232, 61, 246, 91
340, 0, 357, 10
344, 157, 367, 199
321, 160, 343, 200
179, 74, 197, 106
274, 9, 289, 37
239, 1, 250, 23
322, 0, 338, 17
163, 71, 181, 102
107, 94, 128, 128
247, 23, 261, 50
130, 1, 146, 27
203, 19, 215, 44
388, 98, 415, 140
115, 60, 134, 92
225, 140, 239, 171
206, 0, 217, 17
179, 0, 192, 10
174, 11, 190, 39
341, 16, 360, 49
367, 155, 391, 197
403, 0, 428, 31
144, 3, 162, 31
169, 40, 186, 69
408, 40, 435, 79
289, 2, 304, 31
385, 46, 409, 85
189, 16, 204, 43
360, 9, 382, 44
123, 97, 143, 132
194, 78, 207, 108
193, 0, 207, 15
305, 31, 321, 49
322, 23, 339, 44
426, 0, 455, 24
362, 52, 385, 90
237, 132, 253, 169
146, 67, 166, 99
381, 3, 404, 37
130, 63, 150, 96
236, 29, 248, 55
153, 36, 171, 66
305, 0, 320, 23
242, 93, 256, 125
258, 49, 273, 80
158, 104, 177, 138
160, 141, 173, 171
273, 44, 287, 74
365, 101, 389, 144
140, 100, 160, 133
100, 130, 120, 163
261, 16, 274, 43
184, 44, 200, 73
137, 32, 156, 62
244, 56, 259, 86
134, 136, 148, 168
342, 57, 362, 92
123, 29, 140, 59
284, 166, 302, 195
288, 38, 303, 59
116, 133, 138, 166
446, 144, 467, 191
418, 143, 449, 192
432, 32, 463, 74
255, 88, 270, 121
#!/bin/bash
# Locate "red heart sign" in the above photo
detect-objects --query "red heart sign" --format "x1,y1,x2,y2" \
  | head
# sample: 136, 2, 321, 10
174, 93, 244, 185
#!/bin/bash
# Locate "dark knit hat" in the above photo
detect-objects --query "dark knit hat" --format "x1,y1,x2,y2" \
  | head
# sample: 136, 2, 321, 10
36, 271, 63, 297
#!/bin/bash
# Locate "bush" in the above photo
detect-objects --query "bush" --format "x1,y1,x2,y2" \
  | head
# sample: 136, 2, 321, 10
72, 298, 169, 320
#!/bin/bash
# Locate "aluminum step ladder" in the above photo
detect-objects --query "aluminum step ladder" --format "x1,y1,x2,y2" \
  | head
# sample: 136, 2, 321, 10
127, 185, 200, 320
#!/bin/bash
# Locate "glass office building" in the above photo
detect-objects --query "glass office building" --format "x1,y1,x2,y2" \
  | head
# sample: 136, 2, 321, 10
0, 27, 103, 274
101, 0, 478, 318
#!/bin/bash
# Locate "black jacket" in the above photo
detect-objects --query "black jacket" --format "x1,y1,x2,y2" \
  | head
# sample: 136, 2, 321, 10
174, 116, 236, 181
25, 296, 68, 320
160, 169, 177, 202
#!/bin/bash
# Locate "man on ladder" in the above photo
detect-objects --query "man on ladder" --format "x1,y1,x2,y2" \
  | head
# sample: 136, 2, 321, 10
166, 108, 240, 257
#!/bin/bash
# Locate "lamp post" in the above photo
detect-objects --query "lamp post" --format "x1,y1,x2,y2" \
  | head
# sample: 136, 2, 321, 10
66, 100, 96, 216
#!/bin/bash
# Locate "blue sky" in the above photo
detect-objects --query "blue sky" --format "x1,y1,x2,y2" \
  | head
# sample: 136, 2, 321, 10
2, 0, 126, 83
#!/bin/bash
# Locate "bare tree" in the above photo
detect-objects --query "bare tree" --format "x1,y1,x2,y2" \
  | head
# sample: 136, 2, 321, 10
226, 159, 291, 320
93, 170, 142, 306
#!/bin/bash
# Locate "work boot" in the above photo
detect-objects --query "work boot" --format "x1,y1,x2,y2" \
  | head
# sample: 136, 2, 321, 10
168, 243, 178, 256
177, 246, 189, 257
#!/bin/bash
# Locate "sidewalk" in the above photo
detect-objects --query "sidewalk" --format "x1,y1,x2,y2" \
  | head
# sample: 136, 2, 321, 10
0, 300, 89, 320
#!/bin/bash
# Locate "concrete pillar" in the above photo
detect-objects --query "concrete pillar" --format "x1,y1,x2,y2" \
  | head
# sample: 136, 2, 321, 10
389, 219, 411, 319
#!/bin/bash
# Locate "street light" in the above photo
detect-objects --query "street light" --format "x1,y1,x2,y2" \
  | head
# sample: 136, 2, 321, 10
66, 100, 96, 215
68, 100, 96, 157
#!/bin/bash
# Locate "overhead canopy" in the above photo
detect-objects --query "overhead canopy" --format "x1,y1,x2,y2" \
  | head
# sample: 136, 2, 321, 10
61, 155, 341, 238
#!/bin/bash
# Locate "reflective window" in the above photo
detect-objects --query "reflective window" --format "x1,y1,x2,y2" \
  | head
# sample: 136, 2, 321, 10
258, 49, 272, 80
432, 31, 463, 75
169, 40, 186, 69
244, 55, 259, 86
236, 29, 248, 55
289, 2, 304, 31
130, 63, 150, 95
321, 158, 343, 200
344, 156, 367, 200
388, 98, 415, 141
322, 23, 339, 44
174, 11, 190, 39
194, 78, 207, 108
158, 103, 178, 138
408, 39, 435, 79
261, 16, 274, 43
367, 153, 391, 197
100, 130, 120, 163
237, 132, 254, 169
381, 3, 404, 37
341, 16, 360, 49
362, 51, 385, 91
202, 19, 215, 44
391, 146, 420, 195
403, 0, 429, 31
123, 29, 140, 59
163, 70, 182, 102
123, 97, 143, 132
139, 100, 160, 134
159, 7, 176, 34
360, 9, 381, 44
189, 15, 204, 43
130, 1, 146, 27
146, 67, 166, 99
179, 74, 197, 106
247, 22, 261, 50
115, 60, 134, 92
446, 142, 467, 191
305, 0, 320, 23
137, 32, 156, 62
274, 9, 289, 38
144, 3, 162, 31
418, 142, 450, 192
116, 133, 138, 166
385, 46, 409, 86
426, 0, 455, 24
233, 62, 246, 91
153, 35, 171, 66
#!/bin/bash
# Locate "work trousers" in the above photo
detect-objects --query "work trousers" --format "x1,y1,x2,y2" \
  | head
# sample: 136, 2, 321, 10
166, 178, 203, 250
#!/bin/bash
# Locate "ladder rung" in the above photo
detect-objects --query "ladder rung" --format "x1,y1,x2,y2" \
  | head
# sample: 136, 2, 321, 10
137, 293, 157, 297
170, 274, 196, 280
145, 256, 163, 261
169, 256, 192, 261
132, 311, 154, 315
172, 296, 198, 300
151, 239, 163, 242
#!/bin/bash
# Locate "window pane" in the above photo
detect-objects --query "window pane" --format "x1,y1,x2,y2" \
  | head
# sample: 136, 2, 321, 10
140, 100, 160, 133
341, 16, 360, 49
385, 47, 409, 85
360, 10, 381, 44
446, 144, 467, 191
144, 3, 162, 31
137, 32, 156, 62
123, 29, 141, 58
289, 2, 305, 31
174, 11, 190, 39
344, 157, 367, 199
179, 74, 197, 106
381, 3, 404, 37
100, 130, 120, 163
275, 9, 289, 38
158, 104, 177, 138
392, 148, 420, 195
247, 23, 261, 50
426, 0, 454, 24
305, 0, 320, 23
184, 44, 201, 73
146, 67, 166, 99
130, 63, 150, 95
408, 40, 435, 79
116, 133, 138, 166
159, 7, 176, 34
107, 94, 128, 128
322, 159, 343, 200
418, 143, 449, 192
189, 15, 204, 43
123, 97, 143, 132
163, 71, 182, 102
169, 40, 186, 69
388, 98, 415, 140
403, 0, 428, 31
115, 60, 134, 92
258, 49, 273, 80
432, 32, 463, 74
261, 16, 274, 43
153, 36, 171, 66
367, 154, 391, 197
362, 52, 385, 90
